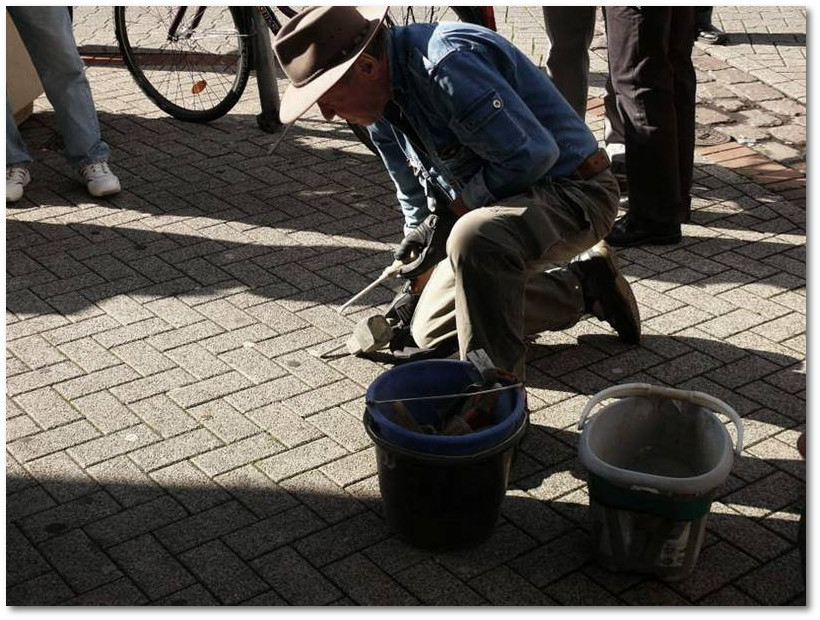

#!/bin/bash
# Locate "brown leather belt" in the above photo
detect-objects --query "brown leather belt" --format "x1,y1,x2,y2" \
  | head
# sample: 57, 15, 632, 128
572, 147, 611, 180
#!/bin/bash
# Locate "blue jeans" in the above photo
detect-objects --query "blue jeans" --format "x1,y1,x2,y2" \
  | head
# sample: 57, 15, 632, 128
6, 6, 110, 168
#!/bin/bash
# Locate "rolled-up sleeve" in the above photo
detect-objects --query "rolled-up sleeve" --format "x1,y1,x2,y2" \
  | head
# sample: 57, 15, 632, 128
430, 50, 560, 210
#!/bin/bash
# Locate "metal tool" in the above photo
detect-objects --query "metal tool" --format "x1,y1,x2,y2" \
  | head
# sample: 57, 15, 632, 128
337, 259, 404, 315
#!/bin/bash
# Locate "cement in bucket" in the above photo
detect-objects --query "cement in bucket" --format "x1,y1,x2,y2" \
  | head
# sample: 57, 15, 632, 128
577, 383, 743, 581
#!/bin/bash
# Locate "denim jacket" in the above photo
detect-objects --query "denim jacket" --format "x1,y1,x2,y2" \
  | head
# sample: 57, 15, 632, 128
368, 22, 598, 230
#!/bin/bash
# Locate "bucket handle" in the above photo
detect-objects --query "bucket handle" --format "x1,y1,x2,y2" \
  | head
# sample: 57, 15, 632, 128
577, 383, 743, 455
366, 381, 523, 406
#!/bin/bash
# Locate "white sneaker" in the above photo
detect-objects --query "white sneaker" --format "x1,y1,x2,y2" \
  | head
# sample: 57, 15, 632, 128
78, 161, 121, 197
6, 166, 31, 203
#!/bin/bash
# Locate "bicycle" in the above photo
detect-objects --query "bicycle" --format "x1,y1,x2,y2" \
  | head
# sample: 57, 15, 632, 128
113, 6, 496, 125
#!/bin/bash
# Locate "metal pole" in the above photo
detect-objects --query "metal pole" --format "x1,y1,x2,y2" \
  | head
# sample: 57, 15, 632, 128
251, 10, 283, 134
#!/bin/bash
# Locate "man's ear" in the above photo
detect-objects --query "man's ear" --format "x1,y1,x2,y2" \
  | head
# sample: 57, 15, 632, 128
356, 53, 381, 80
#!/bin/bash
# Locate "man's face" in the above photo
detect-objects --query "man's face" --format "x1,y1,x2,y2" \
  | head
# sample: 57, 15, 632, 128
317, 55, 390, 126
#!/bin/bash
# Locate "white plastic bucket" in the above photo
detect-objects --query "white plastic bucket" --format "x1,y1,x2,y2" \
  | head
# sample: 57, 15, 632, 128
577, 383, 743, 580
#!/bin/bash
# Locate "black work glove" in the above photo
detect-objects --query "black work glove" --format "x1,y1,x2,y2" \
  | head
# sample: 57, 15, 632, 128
393, 212, 455, 279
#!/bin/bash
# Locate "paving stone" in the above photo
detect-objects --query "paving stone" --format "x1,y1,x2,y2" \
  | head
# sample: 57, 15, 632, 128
165, 342, 232, 380
670, 541, 759, 601
198, 323, 278, 355
84, 494, 188, 549
96, 294, 155, 325
67, 423, 161, 468
223, 505, 326, 560
280, 469, 364, 523
167, 371, 254, 409
766, 124, 805, 146
18, 489, 121, 543
128, 428, 223, 472
6, 485, 57, 523
294, 511, 391, 568
110, 340, 175, 377
6, 523, 52, 587
193, 433, 285, 477
25, 451, 99, 503
547, 571, 624, 605
13, 387, 81, 430
226, 375, 311, 413
214, 464, 298, 518
6, 335, 66, 369
40, 528, 122, 592
501, 489, 575, 544
469, 565, 556, 606
145, 319, 224, 352
54, 364, 141, 401
188, 399, 261, 443
64, 577, 149, 606
42, 315, 121, 346
150, 460, 231, 513
6, 571, 74, 606
324, 553, 418, 606
250, 545, 341, 605
620, 581, 691, 605
155, 500, 258, 554
58, 336, 121, 372
72, 390, 141, 433
86, 455, 164, 508
319, 447, 377, 488
180, 540, 270, 605
152, 583, 220, 606
509, 529, 590, 587
219, 347, 289, 384
192, 298, 256, 330
240, 590, 288, 606
395, 559, 486, 606
6, 361, 85, 398
708, 503, 792, 562
9, 419, 101, 463
144, 296, 206, 327
128, 393, 198, 438
257, 437, 348, 482
697, 585, 760, 606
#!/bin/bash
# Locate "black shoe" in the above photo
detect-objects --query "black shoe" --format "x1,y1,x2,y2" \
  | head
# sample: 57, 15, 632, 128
605, 213, 682, 248
697, 24, 728, 45
383, 326, 459, 363
569, 240, 641, 344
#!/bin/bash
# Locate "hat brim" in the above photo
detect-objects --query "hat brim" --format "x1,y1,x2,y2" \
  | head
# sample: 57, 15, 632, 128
278, 6, 388, 124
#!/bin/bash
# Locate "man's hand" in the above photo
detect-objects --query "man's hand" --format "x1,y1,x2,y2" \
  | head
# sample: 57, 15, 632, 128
394, 212, 455, 279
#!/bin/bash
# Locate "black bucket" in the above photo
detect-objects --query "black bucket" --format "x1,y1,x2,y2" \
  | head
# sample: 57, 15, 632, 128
364, 410, 528, 550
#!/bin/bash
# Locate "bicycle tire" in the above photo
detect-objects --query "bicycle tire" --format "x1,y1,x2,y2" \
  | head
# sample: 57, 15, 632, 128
115, 6, 252, 123
351, 6, 495, 155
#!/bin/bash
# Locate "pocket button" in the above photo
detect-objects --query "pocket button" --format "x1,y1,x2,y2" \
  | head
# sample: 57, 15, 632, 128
492, 98, 503, 109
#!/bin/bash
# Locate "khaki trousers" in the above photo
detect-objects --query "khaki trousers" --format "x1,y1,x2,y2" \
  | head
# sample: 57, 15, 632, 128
411, 169, 620, 379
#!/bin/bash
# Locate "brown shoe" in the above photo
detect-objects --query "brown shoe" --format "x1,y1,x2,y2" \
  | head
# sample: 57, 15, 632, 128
570, 240, 641, 344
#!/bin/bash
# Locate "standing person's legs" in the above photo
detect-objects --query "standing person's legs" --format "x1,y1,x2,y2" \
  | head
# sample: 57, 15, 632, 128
411, 172, 623, 378
694, 6, 713, 30
605, 7, 683, 245
542, 7, 597, 118
6, 97, 33, 167
670, 6, 697, 221
8, 6, 110, 168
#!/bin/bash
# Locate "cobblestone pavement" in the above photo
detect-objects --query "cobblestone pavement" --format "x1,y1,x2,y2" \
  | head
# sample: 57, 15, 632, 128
6, 6, 806, 606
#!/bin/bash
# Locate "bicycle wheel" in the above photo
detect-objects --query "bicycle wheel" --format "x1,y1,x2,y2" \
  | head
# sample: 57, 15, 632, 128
115, 6, 252, 122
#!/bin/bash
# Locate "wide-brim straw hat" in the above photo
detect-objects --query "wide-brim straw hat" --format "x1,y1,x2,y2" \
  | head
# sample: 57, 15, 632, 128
273, 6, 389, 124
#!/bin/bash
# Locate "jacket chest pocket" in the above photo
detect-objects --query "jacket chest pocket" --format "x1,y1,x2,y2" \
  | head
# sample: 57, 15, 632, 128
452, 89, 526, 153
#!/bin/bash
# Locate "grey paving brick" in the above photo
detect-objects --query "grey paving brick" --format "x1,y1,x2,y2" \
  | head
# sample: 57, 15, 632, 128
671, 541, 759, 601
254, 326, 333, 358
65, 577, 149, 606
144, 296, 205, 327
165, 342, 231, 379
698, 584, 761, 606
155, 499, 257, 554
86, 455, 164, 508
6, 361, 85, 397
282, 379, 363, 417
6, 355, 30, 377
126, 395, 196, 441
151, 583, 220, 606
167, 370, 254, 409
251, 545, 342, 605
6, 314, 70, 342
72, 390, 141, 433
309, 407, 371, 452
294, 511, 391, 568
257, 437, 348, 482
58, 336, 121, 372
6, 414, 42, 442
281, 469, 364, 524
144, 319, 224, 351
199, 323, 278, 355
6, 335, 66, 369
214, 464, 298, 518
108, 367, 196, 404
192, 298, 255, 330
470, 565, 556, 606
96, 293, 155, 325
18, 489, 122, 543
6, 523, 52, 587
319, 447, 377, 488
150, 460, 231, 513
219, 347, 289, 383
180, 540, 270, 605
67, 423, 160, 467
224, 504, 326, 560
40, 528, 123, 592
84, 494, 188, 549
722, 470, 804, 519
128, 427, 223, 472
187, 399, 260, 442
509, 529, 590, 587
42, 314, 121, 346
53, 364, 141, 400
6, 485, 57, 523
396, 559, 486, 606
25, 451, 99, 503
274, 349, 347, 388
6, 571, 74, 606
109, 533, 196, 600
434, 523, 538, 580
8, 419, 100, 463
110, 340, 175, 376
192, 433, 285, 477
621, 580, 691, 605
240, 590, 288, 606
225, 375, 310, 413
